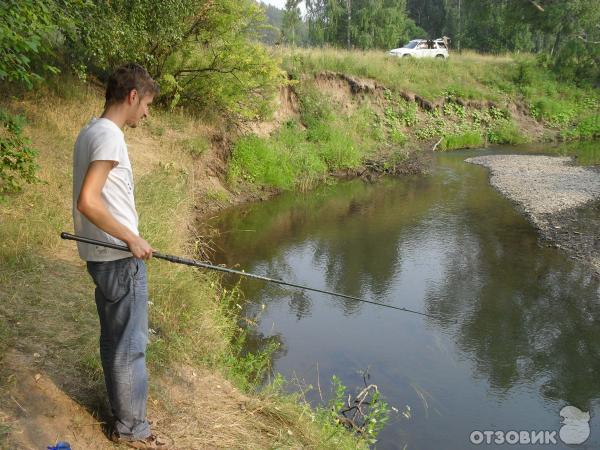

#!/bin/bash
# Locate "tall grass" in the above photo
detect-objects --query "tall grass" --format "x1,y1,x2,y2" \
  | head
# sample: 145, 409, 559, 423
229, 82, 378, 191
439, 130, 485, 151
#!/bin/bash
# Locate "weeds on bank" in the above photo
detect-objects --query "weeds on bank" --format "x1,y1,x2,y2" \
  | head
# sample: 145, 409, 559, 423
228, 83, 377, 191
282, 47, 598, 142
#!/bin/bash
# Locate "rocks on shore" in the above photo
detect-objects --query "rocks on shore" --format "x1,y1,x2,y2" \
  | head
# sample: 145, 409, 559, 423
465, 154, 600, 275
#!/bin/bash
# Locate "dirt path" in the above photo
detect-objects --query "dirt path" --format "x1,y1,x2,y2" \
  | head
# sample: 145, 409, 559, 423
466, 154, 600, 275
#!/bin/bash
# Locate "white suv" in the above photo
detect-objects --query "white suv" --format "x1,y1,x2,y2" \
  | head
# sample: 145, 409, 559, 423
389, 39, 449, 59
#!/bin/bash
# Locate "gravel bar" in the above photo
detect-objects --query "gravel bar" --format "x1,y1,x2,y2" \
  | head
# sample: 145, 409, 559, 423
466, 154, 600, 275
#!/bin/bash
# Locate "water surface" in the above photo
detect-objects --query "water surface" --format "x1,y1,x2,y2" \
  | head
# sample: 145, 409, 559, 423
208, 147, 600, 449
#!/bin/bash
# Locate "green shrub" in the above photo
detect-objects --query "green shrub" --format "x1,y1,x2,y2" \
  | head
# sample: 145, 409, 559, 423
561, 115, 600, 140
530, 98, 575, 127
318, 128, 362, 170
390, 128, 407, 145
0, 0, 60, 88
0, 110, 39, 195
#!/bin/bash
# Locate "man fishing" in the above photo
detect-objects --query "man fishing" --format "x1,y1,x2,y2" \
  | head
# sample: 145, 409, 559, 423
72, 63, 168, 449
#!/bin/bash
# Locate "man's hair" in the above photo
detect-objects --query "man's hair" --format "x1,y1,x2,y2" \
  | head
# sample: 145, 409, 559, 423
105, 63, 160, 106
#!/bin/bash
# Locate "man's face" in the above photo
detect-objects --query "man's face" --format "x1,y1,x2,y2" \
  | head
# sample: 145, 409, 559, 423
125, 90, 154, 128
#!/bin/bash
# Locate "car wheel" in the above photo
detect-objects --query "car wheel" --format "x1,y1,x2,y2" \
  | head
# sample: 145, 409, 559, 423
435, 54, 445, 59
402, 54, 411, 58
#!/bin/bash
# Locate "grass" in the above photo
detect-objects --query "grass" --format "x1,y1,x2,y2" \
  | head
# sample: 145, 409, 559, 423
487, 120, 527, 145
439, 130, 485, 151
0, 81, 367, 448
229, 82, 380, 191
281, 46, 599, 132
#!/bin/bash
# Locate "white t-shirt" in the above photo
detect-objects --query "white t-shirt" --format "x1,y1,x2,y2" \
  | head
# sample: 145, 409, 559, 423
72, 118, 139, 261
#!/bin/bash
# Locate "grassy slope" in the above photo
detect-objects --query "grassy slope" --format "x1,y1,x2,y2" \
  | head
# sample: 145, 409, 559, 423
0, 83, 364, 449
282, 47, 598, 113
226, 48, 598, 193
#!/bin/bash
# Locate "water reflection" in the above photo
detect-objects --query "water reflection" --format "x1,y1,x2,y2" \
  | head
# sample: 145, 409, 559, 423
208, 147, 600, 448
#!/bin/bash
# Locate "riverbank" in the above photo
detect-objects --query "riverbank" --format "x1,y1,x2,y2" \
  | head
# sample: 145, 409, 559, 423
0, 85, 364, 449
1, 50, 598, 448
222, 50, 598, 199
466, 154, 600, 275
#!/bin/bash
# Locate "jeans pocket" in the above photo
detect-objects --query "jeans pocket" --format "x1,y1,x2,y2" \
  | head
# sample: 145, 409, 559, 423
88, 258, 135, 303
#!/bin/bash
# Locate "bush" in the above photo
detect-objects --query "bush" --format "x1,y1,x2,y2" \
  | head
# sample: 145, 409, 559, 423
561, 115, 600, 140
0, 0, 60, 88
0, 110, 39, 195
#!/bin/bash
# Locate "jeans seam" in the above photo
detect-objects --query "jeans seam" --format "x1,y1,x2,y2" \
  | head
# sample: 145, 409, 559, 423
128, 273, 136, 437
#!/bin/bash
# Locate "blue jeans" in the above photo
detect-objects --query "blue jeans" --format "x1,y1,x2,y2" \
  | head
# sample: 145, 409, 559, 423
87, 257, 151, 440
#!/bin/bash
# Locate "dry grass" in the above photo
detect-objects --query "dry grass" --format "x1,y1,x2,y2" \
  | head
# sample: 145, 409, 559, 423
0, 81, 364, 449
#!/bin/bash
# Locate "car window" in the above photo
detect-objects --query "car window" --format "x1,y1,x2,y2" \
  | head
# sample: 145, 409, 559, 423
417, 43, 428, 49
403, 41, 419, 49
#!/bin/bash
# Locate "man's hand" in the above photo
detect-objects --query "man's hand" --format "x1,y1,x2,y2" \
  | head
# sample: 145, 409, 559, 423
127, 235, 154, 260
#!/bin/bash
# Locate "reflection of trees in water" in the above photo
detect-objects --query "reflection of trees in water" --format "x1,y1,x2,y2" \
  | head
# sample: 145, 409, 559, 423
424, 185, 600, 407
214, 156, 600, 408
241, 301, 287, 368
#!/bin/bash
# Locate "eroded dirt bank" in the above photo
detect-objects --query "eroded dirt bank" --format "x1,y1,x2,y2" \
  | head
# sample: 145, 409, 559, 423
466, 154, 600, 275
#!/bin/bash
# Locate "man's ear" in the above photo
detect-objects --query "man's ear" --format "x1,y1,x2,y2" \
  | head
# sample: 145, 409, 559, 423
128, 89, 138, 105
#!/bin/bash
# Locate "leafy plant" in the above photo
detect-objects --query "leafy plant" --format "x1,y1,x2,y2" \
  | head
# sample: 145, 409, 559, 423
321, 374, 390, 445
0, 0, 60, 88
0, 110, 39, 195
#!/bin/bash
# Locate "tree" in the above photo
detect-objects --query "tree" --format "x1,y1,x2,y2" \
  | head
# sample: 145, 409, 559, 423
0, 0, 60, 89
306, 0, 422, 49
282, 0, 303, 46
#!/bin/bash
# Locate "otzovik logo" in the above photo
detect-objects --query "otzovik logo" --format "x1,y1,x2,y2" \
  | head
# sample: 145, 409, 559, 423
559, 406, 590, 445
469, 405, 591, 446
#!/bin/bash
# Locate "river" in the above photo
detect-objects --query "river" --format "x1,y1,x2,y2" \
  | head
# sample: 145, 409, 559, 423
207, 146, 600, 449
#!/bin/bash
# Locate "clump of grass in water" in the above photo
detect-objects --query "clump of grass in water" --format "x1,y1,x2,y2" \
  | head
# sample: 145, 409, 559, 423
439, 130, 485, 151
487, 120, 526, 145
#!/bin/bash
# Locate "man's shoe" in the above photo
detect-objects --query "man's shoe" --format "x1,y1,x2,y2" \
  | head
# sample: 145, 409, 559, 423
110, 431, 170, 449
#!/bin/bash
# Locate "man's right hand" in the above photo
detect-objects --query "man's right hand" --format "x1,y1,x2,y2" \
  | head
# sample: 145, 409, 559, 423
127, 235, 154, 260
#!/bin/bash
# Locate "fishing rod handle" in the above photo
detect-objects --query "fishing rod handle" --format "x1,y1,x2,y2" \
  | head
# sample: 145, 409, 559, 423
60, 231, 131, 253
61, 232, 198, 265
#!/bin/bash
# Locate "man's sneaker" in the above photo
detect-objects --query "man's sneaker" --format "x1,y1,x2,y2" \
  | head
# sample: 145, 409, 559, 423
110, 431, 170, 449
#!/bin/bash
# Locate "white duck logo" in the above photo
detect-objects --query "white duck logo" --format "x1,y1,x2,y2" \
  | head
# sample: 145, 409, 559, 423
559, 405, 590, 445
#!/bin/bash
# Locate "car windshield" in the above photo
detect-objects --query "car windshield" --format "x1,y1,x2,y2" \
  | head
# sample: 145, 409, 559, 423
403, 41, 419, 49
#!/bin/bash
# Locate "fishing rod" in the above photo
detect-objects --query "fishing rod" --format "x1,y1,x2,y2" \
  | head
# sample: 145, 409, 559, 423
60, 232, 434, 318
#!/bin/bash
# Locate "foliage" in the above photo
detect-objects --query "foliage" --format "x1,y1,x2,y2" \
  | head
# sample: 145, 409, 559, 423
306, 0, 424, 49
407, 0, 599, 84
281, 1, 303, 46
2, 0, 284, 117
561, 115, 600, 141
317, 375, 390, 446
229, 82, 379, 191
0, 110, 39, 195
59, 0, 285, 118
0, 0, 60, 88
